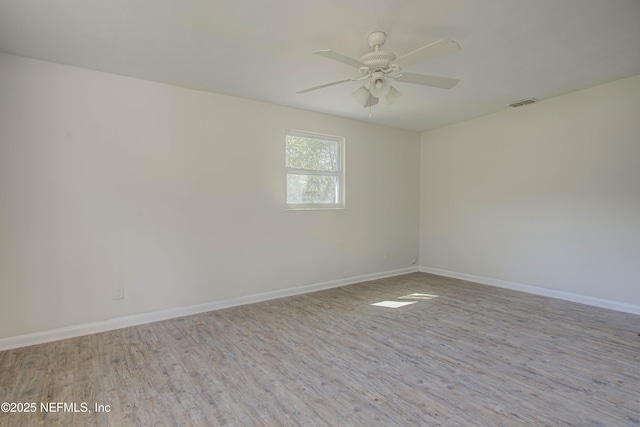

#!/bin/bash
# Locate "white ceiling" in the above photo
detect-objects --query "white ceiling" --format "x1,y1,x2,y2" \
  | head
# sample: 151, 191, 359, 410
1, 0, 639, 132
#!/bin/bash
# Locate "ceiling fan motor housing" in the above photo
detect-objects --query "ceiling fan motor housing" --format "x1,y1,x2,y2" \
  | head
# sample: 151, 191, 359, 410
359, 51, 397, 69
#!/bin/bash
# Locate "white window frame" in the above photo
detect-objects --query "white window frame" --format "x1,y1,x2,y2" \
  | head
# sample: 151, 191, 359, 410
285, 130, 345, 210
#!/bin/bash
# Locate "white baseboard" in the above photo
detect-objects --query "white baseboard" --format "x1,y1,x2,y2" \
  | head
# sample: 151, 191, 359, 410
0, 266, 419, 351
419, 266, 640, 316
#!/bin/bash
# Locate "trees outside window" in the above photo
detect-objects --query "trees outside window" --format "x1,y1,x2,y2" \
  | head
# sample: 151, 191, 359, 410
285, 130, 345, 209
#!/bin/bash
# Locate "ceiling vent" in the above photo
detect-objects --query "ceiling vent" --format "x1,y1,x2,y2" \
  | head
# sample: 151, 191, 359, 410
508, 98, 539, 108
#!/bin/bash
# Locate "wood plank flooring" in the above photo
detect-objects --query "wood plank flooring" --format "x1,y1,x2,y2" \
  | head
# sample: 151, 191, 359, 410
1, 272, 639, 426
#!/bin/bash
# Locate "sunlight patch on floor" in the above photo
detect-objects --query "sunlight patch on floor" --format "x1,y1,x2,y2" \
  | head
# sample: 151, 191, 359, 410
371, 301, 417, 308
371, 293, 439, 308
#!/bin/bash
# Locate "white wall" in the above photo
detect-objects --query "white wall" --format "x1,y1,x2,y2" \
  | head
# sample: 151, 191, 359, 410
420, 74, 640, 308
0, 53, 419, 339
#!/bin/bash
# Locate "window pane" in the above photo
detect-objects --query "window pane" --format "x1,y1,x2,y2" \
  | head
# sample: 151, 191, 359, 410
287, 174, 337, 204
285, 135, 338, 171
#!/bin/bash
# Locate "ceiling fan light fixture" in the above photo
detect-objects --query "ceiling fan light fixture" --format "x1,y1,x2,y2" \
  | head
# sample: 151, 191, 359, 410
369, 72, 390, 98
352, 85, 372, 106
385, 86, 402, 105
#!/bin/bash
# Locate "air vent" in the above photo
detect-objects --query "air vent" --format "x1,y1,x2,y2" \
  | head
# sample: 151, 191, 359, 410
508, 98, 539, 108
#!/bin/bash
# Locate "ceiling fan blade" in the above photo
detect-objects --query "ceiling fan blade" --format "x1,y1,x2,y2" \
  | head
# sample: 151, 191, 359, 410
394, 72, 460, 89
297, 78, 353, 94
391, 38, 460, 70
315, 50, 365, 69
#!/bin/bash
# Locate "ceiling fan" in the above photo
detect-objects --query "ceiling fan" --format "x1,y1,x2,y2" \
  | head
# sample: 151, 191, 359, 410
297, 31, 461, 108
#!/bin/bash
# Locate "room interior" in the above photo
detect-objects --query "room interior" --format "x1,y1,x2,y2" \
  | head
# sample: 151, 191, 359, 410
1, 0, 639, 425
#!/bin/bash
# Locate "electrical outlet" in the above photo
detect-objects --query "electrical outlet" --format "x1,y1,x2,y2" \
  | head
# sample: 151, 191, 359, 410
412, 257, 417, 265
384, 251, 390, 261
113, 286, 124, 300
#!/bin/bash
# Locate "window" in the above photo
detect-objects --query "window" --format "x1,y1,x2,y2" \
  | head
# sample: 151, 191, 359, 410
285, 130, 345, 209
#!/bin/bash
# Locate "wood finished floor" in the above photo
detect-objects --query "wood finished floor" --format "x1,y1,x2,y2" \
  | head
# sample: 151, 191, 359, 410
1, 272, 639, 426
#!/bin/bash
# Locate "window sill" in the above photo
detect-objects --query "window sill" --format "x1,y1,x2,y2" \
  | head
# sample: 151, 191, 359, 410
286, 204, 345, 211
